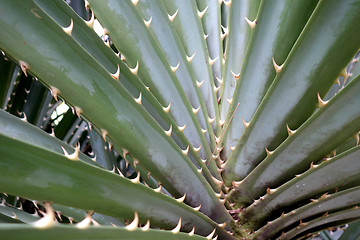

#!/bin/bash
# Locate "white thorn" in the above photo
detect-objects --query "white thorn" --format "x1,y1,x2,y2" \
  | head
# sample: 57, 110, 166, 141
76, 213, 92, 229
192, 105, 201, 114
74, 107, 82, 118
221, 25, 228, 35
163, 102, 171, 113
19, 60, 30, 77
231, 70, 240, 79
178, 123, 186, 132
61, 144, 80, 161
272, 57, 284, 73
168, 9, 178, 22
209, 56, 219, 66
176, 193, 186, 203
154, 185, 162, 193
171, 61, 180, 72
135, 92, 142, 105
226, 97, 232, 104
286, 124, 296, 136
131, 172, 140, 184
63, 18, 74, 35
219, 119, 225, 126
208, 116, 216, 124
214, 85, 220, 93
196, 80, 204, 88
186, 52, 196, 63
244, 16, 256, 29
206, 229, 216, 239
216, 76, 223, 84
197, 167, 202, 173
144, 16, 152, 27
201, 128, 207, 133
224, 0, 231, 7
165, 124, 172, 136
242, 118, 250, 128
204, 34, 209, 40
141, 220, 150, 231
101, 129, 108, 142
265, 147, 274, 157
194, 145, 202, 153
130, 61, 139, 75
172, 218, 182, 233
111, 64, 120, 80
131, 0, 139, 6
230, 144, 236, 151
317, 92, 328, 108
33, 202, 55, 229
182, 145, 189, 155
126, 212, 139, 231
20, 112, 27, 122
85, 12, 95, 28
193, 205, 201, 211
50, 87, 60, 101
198, 6, 208, 18
189, 227, 195, 236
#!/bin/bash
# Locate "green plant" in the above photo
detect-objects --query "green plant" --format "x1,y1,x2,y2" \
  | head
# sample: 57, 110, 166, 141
0, 0, 359, 239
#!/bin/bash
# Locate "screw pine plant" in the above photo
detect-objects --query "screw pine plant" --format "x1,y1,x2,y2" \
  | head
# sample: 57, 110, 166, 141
0, 0, 359, 239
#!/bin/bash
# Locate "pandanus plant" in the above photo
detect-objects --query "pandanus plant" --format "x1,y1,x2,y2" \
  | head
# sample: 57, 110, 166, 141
0, 0, 360, 239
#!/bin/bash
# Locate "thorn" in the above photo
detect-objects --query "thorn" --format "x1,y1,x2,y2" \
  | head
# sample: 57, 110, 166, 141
209, 56, 219, 66
154, 185, 162, 193
74, 107, 82, 118
206, 229, 216, 239
192, 105, 201, 114
214, 85, 220, 93
33, 202, 55, 229
171, 61, 180, 72
231, 70, 240, 80
176, 193, 186, 203
101, 129, 108, 141
230, 145, 236, 151
194, 145, 202, 152
131, 0, 139, 6
178, 123, 186, 132
354, 133, 359, 145
85, 11, 95, 28
272, 57, 284, 73
218, 222, 226, 228
196, 80, 204, 88
120, 54, 126, 61
165, 124, 172, 136
223, 0, 231, 7
219, 198, 226, 204
197, 167, 202, 173
189, 227, 195, 236
193, 205, 201, 211
310, 162, 319, 169
226, 97, 232, 104
244, 16, 256, 29
61, 144, 80, 161
84, 0, 90, 9
198, 6, 208, 18
182, 146, 189, 155
266, 187, 275, 195
63, 18, 74, 35
135, 92, 142, 104
242, 118, 250, 128
201, 128, 207, 133
212, 176, 223, 186
131, 172, 140, 184
286, 124, 296, 136
111, 64, 120, 80
163, 102, 171, 113
204, 34, 209, 40
144, 16, 152, 27
20, 112, 27, 122
208, 116, 216, 124
201, 158, 207, 163
50, 87, 60, 101
172, 218, 182, 233
216, 76, 223, 84
76, 212, 92, 229
213, 236, 218, 240
50, 128, 55, 137
265, 147, 274, 157
130, 61, 139, 75
221, 25, 229, 36
168, 9, 178, 22
141, 220, 150, 231
126, 212, 139, 231
187, 52, 196, 63
317, 92, 328, 108
219, 119, 225, 126
19, 60, 30, 77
